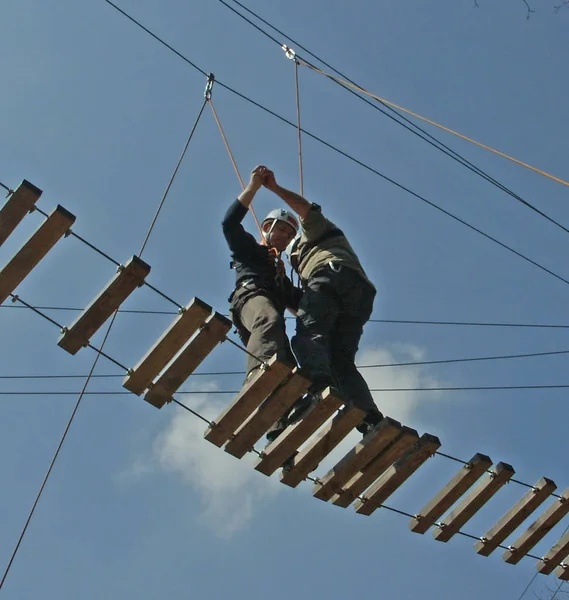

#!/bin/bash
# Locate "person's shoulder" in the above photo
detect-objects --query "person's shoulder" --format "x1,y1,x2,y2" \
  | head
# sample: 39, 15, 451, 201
302, 202, 324, 223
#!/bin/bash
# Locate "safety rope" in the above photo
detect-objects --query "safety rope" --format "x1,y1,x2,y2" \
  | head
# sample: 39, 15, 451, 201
294, 58, 304, 196
298, 59, 569, 189
208, 91, 263, 236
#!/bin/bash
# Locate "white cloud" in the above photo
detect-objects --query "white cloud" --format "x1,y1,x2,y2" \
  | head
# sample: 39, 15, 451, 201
359, 343, 447, 425
148, 380, 281, 538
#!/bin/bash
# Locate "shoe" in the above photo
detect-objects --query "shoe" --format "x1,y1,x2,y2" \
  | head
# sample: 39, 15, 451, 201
265, 420, 287, 446
281, 450, 298, 472
356, 411, 384, 437
245, 365, 263, 382
287, 392, 321, 425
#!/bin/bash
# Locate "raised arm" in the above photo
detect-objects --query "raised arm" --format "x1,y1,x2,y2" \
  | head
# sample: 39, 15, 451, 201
237, 165, 266, 209
262, 169, 311, 220
222, 165, 266, 253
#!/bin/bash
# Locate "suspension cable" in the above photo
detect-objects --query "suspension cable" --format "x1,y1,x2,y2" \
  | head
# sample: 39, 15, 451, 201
217, 0, 569, 238
139, 92, 209, 255
7, 295, 568, 519
0, 314, 118, 591
101, 0, 569, 290
0, 79, 211, 589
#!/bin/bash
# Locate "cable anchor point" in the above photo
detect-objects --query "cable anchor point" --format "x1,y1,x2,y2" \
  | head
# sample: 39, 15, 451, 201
282, 45, 296, 61
204, 73, 215, 100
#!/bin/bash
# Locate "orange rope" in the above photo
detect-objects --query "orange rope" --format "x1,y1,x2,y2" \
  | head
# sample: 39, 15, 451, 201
208, 99, 263, 235
294, 60, 304, 196
299, 59, 569, 189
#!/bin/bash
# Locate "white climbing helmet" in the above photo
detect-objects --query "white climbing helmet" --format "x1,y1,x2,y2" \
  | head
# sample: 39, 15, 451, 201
261, 208, 299, 243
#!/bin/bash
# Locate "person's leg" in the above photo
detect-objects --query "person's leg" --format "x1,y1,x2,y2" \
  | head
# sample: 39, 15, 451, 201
331, 320, 382, 431
329, 269, 382, 434
239, 294, 295, 377
292, 272, 340, 394
239, 294, 296, 442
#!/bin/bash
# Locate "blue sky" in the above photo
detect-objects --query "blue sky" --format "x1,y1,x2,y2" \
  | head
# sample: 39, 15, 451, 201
1, 1, 569, 598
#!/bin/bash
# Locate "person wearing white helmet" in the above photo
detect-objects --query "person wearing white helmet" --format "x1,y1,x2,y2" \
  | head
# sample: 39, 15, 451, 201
262, 168, 383, 437
222, 165, 302, 442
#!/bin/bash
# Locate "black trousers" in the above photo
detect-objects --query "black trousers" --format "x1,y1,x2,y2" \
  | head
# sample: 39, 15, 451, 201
292, 264, 381, 421
237, 293, 295, 376
230, 287, 296, 439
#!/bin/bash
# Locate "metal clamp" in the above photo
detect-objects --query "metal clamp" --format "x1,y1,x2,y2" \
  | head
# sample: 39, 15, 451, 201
204, 73, 215, 99
282, 44, 296, 61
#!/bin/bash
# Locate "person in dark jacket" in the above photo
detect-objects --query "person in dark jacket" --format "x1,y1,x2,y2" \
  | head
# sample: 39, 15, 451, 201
261, 168, 383, 437
222, 165, 302, 441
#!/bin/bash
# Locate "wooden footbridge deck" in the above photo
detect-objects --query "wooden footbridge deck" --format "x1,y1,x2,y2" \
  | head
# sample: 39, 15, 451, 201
2, 180, 568, 581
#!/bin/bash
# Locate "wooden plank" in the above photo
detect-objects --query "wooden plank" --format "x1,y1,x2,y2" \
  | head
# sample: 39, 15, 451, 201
537, 528, 569, 575
554, 563, 569, 582
332, 426, 419, 508
144, 312, 231, 408
280, 404, 366, 489
0, 180, 42, 247
123, 297, 212, 395
313, 417, 403, 502
433, 462, 515, 543
503, 489, 569, 565
409, 453, 493, 534
204, 356, 292, 447
0, 205, 75, 305
224, 368, 312, 459
474, 477, 557, 557
58, 256, 151, 355
354, 433, 441, 516
255, 386, 343, 476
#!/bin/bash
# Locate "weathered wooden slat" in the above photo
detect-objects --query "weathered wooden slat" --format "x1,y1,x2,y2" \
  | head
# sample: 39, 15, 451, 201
205, 356, 292, 447
58, 256, 151, 355
354, 433, 441, 516
224, 368, 311, 459
554, 563, 569, 581
144, 312, 231, 408
123, 297, 212, 395
537, 528, 569, 575
332, 426, 419, 508
409, 453, 493, 534
0, 205, 75, 305
313, 417, 402, 502
280, 404, 365, 489
0, 180, 42, 247
255, 387, 343, 476
474, 477, 557, 557
503, 489, 569, 565
433, 462, 515, 543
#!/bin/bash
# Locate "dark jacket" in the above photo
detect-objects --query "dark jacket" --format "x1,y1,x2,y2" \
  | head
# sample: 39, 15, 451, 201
222, 199, 302, 313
